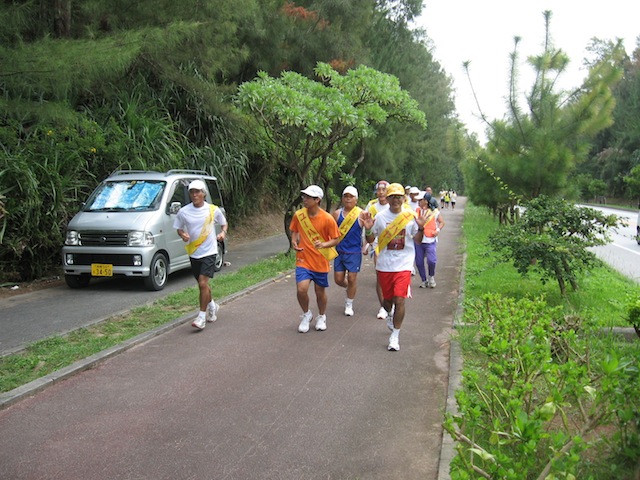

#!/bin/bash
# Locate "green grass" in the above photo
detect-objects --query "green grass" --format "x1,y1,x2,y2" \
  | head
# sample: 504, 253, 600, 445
455, 203, 640, 479
0, 253, 295, 393
462, 203, 638, 328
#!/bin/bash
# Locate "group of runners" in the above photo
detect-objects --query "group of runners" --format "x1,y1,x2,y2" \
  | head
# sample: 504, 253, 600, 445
289, 180, 445, 351
173, 179, 446, 352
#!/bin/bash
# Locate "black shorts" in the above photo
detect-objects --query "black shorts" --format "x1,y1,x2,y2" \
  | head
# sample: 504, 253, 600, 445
190, 255, 216, 280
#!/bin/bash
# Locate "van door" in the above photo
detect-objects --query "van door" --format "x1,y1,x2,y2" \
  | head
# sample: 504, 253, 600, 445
166, 179, 191, 272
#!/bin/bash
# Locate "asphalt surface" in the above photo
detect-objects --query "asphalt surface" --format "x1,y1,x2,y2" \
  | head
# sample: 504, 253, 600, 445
0, 233, 291, 355
0, 199, 466, 480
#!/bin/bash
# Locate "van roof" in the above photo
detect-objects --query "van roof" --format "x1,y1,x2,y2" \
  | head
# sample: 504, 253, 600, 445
107, 170, 217, 182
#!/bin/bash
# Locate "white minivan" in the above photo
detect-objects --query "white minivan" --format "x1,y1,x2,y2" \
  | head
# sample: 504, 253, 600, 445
62, 170, 227, 290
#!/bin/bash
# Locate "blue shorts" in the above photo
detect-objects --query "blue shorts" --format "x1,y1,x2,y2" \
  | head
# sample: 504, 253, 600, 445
295, 267, 329, 288
334, 252, 362, 273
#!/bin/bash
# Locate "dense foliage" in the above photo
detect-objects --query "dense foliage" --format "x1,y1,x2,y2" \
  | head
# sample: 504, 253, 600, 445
490, 196, 621, 295
0, 0, 462, 281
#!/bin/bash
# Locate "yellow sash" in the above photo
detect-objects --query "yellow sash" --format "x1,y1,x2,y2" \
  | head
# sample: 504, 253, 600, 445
366, 199, 379, 217
296, 208, 339, 261
185, 204, 218, 255
375, 210, 416, 255
338, 206, 362, 239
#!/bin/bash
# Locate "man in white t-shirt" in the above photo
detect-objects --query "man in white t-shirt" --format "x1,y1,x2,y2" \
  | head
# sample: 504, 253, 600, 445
362, 183, 428, 351
173, 179, 228, 330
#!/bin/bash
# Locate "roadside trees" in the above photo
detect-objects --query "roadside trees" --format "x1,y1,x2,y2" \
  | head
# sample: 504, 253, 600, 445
235, 62, 426, 235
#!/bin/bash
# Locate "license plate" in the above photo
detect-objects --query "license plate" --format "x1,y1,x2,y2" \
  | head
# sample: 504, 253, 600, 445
91, 263, 113, 277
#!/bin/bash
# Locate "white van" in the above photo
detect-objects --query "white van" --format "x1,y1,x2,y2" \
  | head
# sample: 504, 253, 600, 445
62, 170, 227, 290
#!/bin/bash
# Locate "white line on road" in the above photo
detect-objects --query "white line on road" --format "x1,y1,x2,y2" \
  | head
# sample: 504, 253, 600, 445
611, 243, 640, 255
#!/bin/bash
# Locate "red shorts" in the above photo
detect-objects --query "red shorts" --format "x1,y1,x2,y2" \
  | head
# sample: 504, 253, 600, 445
377, 270, 412, 301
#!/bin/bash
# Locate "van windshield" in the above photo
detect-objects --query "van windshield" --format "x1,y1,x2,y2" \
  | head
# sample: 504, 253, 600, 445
84, 180, 165, 212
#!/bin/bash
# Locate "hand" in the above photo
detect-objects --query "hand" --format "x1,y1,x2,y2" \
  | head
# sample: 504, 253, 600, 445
180, 232, 190, 242
416, 209, 429, 229
360, 211, 374, 230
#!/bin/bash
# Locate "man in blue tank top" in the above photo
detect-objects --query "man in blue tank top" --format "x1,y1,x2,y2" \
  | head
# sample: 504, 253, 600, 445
332, 186, 366, 316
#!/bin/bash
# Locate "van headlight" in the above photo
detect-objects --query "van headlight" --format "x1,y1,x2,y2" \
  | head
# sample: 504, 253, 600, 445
128, 231, 154, 246
65, 230, 80, 246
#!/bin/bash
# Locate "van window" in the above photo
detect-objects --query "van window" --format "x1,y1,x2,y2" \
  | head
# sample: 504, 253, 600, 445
85, 181, 166, 212
205, 179, 223, 207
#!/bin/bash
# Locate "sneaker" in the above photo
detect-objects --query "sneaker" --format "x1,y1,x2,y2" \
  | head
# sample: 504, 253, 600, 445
206, 302, 218, 322
298, 311, 313, 333
386, 315, 394, 332
428, 276, 437, 288
192, 316, 206, 330
315, 314, 327, 331
419, 280, 428, 288
344, 304, 354, 316
388, 334, 400, 351
377, 306, 388, 319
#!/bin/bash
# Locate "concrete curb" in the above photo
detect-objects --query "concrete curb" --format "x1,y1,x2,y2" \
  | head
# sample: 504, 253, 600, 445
0, 273, 292, 410
437, 251, 466, 480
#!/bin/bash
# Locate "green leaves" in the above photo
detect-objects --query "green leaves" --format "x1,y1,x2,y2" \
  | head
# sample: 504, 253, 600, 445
489, 196, 623, 295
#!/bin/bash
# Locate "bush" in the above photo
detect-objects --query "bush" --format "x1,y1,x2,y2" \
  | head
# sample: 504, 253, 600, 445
446, 294, 640, 479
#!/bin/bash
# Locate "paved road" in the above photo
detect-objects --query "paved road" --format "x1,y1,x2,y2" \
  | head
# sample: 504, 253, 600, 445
0, 199, 466, 479
585, 205, 640, 283
0, 234, 291, 355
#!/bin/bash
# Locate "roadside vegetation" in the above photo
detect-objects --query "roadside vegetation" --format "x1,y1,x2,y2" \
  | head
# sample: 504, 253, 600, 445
0, 252, 294, 394
446, 203, 640, 480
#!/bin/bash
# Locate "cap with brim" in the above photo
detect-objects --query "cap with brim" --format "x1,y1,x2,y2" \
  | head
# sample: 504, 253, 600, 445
409, 186, 420, 194
301, 185, 324, 199
342, 186, 358, 198
375, 180, 389, 189
386, 183, 405, 197
416, 191, 426, 200
188, 179, 206, 191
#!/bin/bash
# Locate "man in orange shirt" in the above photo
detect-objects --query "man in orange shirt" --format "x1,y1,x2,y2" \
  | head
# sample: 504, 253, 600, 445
290, 185, 341, 333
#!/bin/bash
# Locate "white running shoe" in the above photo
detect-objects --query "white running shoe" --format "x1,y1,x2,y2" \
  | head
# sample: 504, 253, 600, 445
315, 314, 327, 331
377, 306, 388, 319
388, 334, 400, 351
428, 276, 437, 288
386, 315, 394, 332
419, 280, 428, 288
298, 311, 313, 333
206, 302, 218, 322
192, 316, 206, 330
344, 304, 354, 316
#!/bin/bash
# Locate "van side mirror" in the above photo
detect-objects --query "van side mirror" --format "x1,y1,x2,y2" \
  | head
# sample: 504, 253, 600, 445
169, 202, 182, 215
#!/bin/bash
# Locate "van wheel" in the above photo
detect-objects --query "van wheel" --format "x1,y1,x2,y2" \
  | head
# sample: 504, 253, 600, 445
65, 274, 91, 288
145, 253, 168, 291
214, 241, 224, 272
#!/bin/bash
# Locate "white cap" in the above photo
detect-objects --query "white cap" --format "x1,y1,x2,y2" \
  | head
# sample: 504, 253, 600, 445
188, 179, 206, 191
342, 186, 358, 198
301, 185, 324, 199
416, 191, 426, 200
409, 186, 420, 194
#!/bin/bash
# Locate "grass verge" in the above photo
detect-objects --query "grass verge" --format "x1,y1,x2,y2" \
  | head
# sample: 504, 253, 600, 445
462, 203, 638, 328
0, 252, 295, 394
453, 203, 640, 479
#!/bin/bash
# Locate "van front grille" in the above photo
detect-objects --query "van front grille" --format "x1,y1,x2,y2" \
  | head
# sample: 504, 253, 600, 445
79, 232, 129, 246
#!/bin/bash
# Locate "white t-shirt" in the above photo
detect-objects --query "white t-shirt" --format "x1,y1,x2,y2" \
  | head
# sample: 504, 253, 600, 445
173, 202, 227, 259
371, 208, 419, 272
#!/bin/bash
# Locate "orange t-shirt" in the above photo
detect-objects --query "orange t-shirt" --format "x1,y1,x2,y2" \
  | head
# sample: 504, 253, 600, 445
289, 208, 340, 273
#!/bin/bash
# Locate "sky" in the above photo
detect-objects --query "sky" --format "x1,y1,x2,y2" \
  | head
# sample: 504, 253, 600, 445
417, 1, 640, 143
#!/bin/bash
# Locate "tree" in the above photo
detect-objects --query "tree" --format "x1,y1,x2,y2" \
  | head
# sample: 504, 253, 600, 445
462, 11, 623, 214
490, 196, 621, 295
235, 61, 426, 236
